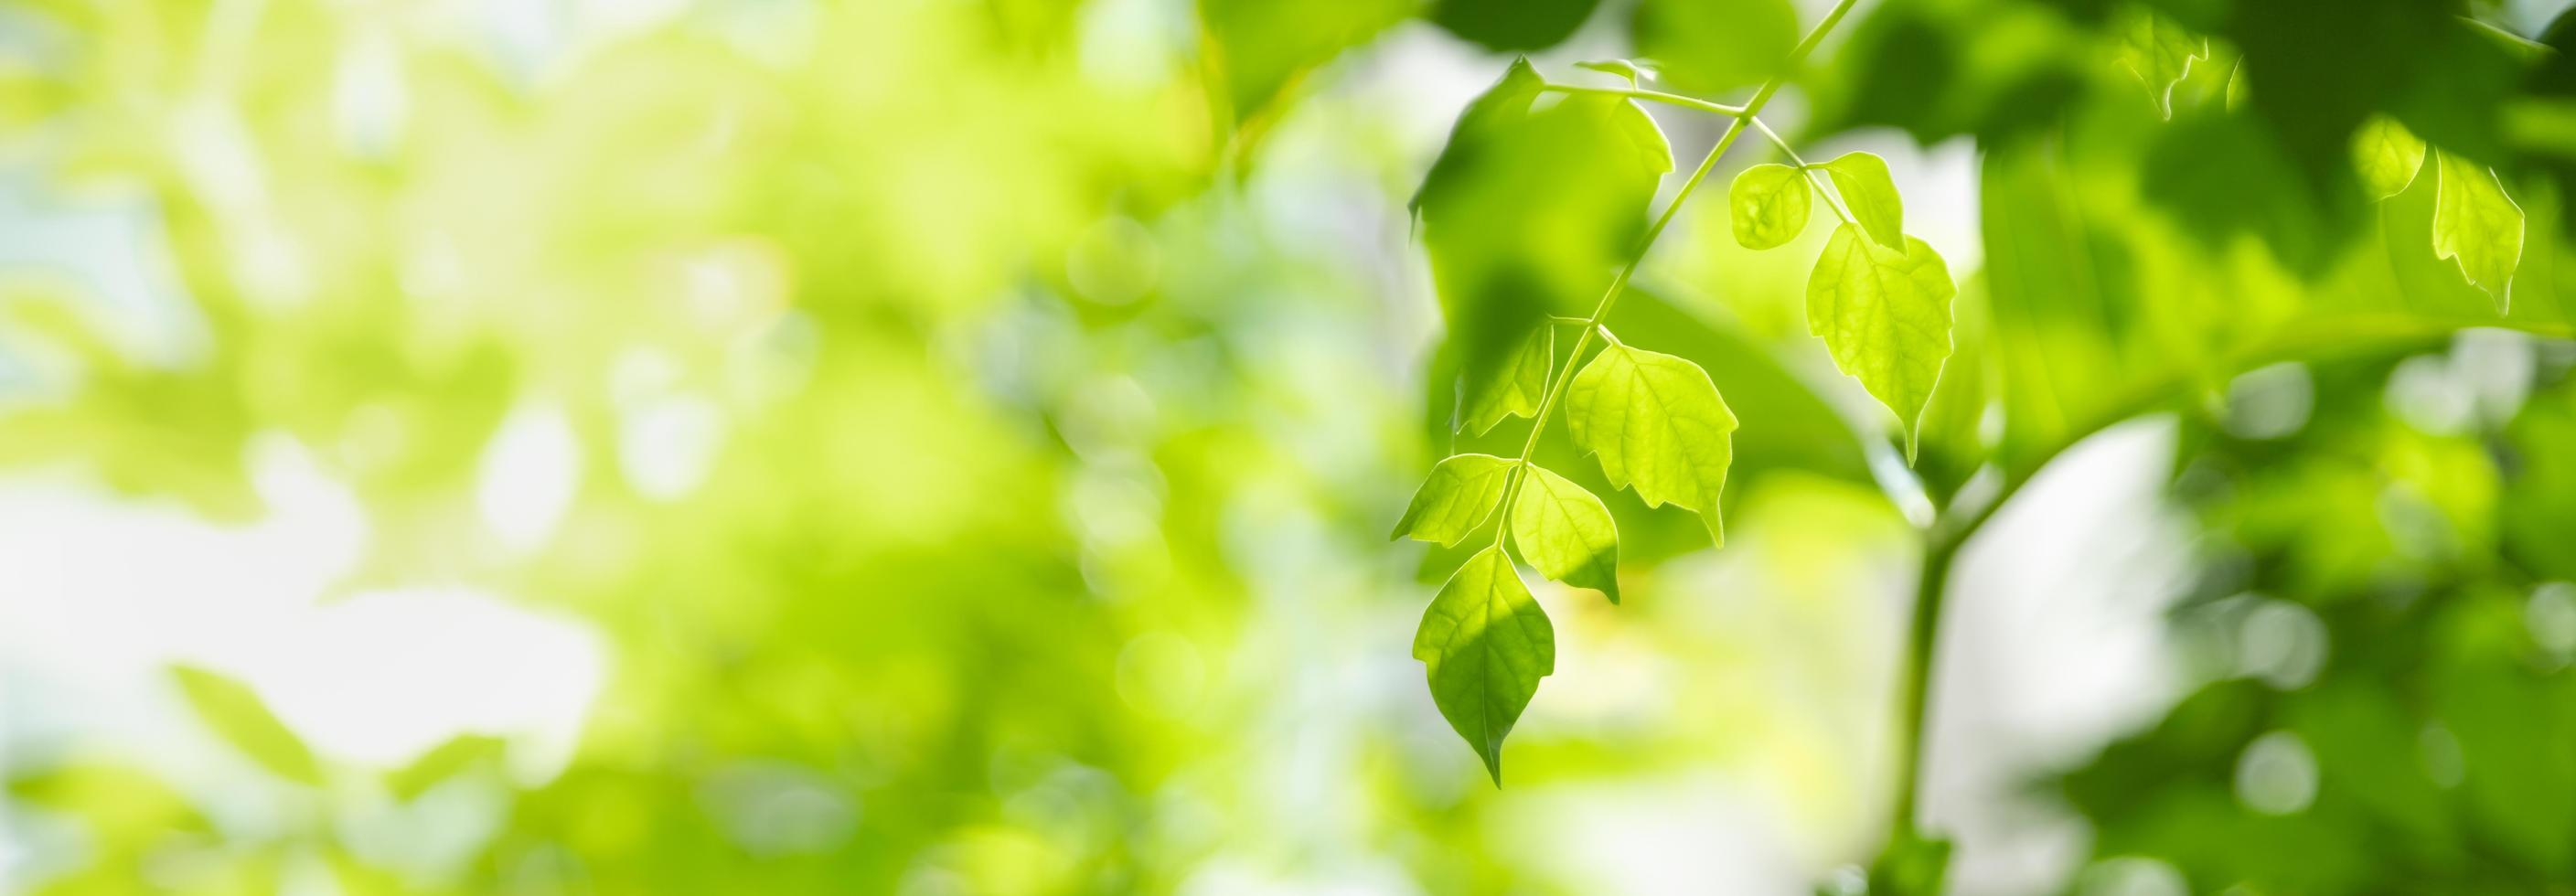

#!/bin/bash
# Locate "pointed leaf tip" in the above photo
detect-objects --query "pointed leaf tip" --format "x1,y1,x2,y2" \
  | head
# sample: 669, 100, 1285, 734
1806, 224, 1956, 449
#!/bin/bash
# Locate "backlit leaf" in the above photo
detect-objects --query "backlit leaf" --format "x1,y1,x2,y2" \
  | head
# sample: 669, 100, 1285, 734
1462, 325, 1552, 434
1820, 152, 1903, 250
1509, 464, 1621, 603
2116, 5, 2207, 119
1413, 547, 1555, 784
1805, 223, 1957, 460
1392, 453, 1517, 546
2432, 150, 2524, 312
1729, 163, 1812, 250
2353, 116, 2426, 201
1565, 342, 1737, 542
171, 666, 324, 786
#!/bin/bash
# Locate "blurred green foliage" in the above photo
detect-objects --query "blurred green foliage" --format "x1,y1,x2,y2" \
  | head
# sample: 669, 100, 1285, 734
5, 0, 2576, 893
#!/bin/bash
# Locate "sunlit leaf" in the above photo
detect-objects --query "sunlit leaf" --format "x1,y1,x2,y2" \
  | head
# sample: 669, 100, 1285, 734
2353, 116, 2427, 201
1820, 152, 1903, 251
1413, 547, 1554, 784
2116, 5, 2207, 119
1462, 325, 1552, 434
1565, 342, 1737, 542
1806, 224, 1957, 460
2432, 150, 2524, 312
1393, 453, 1517, 546
1728, 163, 1812, 251
1509, 463, 1620, 603
171, 666, 324, 786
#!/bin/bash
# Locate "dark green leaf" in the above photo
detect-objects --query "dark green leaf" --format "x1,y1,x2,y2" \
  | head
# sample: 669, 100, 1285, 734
1461, 325, 1552, 435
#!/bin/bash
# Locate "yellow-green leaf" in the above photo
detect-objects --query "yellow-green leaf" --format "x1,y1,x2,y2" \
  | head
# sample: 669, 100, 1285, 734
1413, 546, 1554, 784
1510, 464, 1620, 603
1392, 453, 1516, 546
2353, 116, 2426, 201
171, 666, 324, 786
1820, 152, 1903, 250
1564, 342, 1737, 542
1806, 224, 1957, 460
2116, 5, 2207, 119
387, 734, 506, 800
1461, 325, 1552, 434
1729, 163, 1812, 250
2432, 150, 2523, 312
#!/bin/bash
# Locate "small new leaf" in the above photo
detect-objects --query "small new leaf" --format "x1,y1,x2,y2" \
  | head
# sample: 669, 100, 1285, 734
2353, 116, 2426, 201
1413, 547, 1554, 784
2116, 5, 2207, 119
1510, 464, 1621, 603
1806, 224, 1957, 461
1565, 343, 1737, 542
1729, 163, 1812, 250
1393, 453, 1517, 546
1461, 325, 1552, 434
2432, 150, 2523, 313
1820, 153, 1903, 250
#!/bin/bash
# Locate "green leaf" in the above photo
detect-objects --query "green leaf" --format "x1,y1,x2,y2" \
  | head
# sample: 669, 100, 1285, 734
1565, 342, 1737, 542
2432, 150, 2524, 312
1630, 0, 1799, 93
1392, 453, 1517, 546
170, 666, 324, 786
2115, 5, 2207, 119
386, 734, 506, 800
1413, 547, 1554, 784
1427, 0, 1599, 53
1461, 325, 1552, 434
1415, 59, 1671, 437
1509, 464, 1621, 603
2353, 116, 2427, 201
1728, 163, 1812, 250
1805, 223, 1957, 460
1820, 152, 1903, 251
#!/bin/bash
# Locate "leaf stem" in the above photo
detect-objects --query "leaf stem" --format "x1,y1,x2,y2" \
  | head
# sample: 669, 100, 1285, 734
1537, 84, 1746, 118
1750, 115, 1855, 225
1491, 0, 1865, 544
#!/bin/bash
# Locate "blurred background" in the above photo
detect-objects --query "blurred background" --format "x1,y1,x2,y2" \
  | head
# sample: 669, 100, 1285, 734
5, 0, 2576, 892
